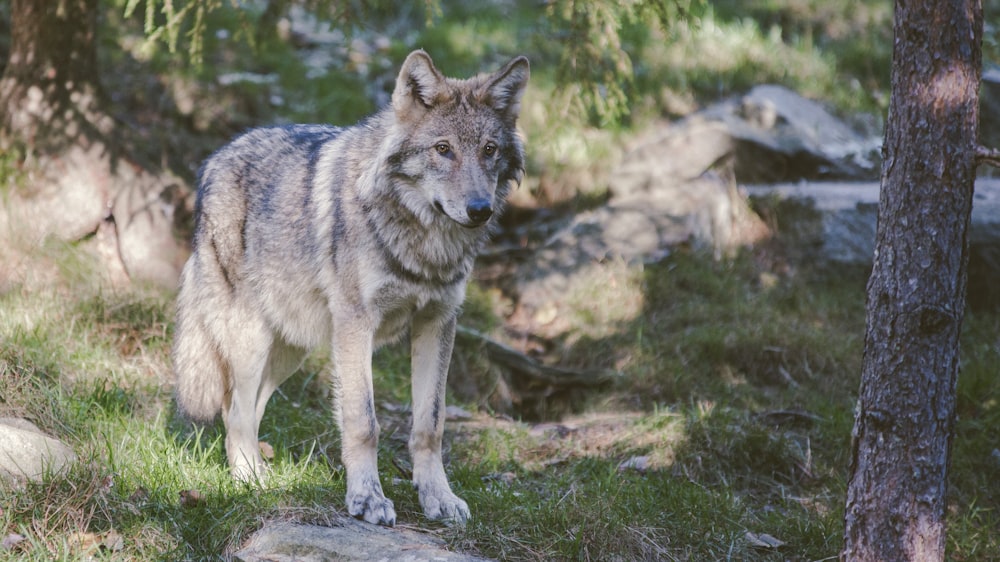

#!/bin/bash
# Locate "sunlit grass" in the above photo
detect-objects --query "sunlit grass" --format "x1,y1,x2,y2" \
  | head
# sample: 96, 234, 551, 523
3, 244, 999, 558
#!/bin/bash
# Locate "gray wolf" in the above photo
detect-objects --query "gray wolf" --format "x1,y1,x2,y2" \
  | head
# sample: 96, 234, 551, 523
171, 50, 529, 526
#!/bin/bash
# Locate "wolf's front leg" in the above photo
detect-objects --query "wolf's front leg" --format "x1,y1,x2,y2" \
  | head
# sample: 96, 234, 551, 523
410, 310, 470, 524
332, 321, 396, 526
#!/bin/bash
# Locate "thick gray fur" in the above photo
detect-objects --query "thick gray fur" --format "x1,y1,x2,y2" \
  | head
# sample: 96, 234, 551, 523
172, 50, 529, 526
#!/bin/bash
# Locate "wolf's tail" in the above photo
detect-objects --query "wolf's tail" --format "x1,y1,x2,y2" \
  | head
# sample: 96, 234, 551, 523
172, 154, 249, 422
171, 266, 227, 422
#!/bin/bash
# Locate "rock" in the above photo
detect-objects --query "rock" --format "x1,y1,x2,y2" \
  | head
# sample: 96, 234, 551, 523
701, 84, 881, 183
978, 66, 1000, 149
744, 181, 881, 264
610, 85, 879, 193
0, 143, 110, 244
111, 169, 190, 289
745, 179, 1000, 307
233, 520, 491, 562
0, 140, 191, 290
0, 418, 77, 484
511, 173, 769, 335
617, 455, 651, 473
509, 120, 773, 339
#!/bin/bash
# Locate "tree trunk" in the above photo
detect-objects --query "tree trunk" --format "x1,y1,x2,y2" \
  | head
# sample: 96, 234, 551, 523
0, 0, 112, 241
841, 1, 982, 561
0, 0, 188, 287
1, 0, 104, 150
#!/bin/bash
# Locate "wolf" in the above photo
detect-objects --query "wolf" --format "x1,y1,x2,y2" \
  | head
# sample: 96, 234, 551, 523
171, 50, 529, 526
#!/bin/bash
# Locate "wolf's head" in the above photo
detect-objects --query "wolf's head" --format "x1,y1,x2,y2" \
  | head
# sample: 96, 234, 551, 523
386, 50, 529, 230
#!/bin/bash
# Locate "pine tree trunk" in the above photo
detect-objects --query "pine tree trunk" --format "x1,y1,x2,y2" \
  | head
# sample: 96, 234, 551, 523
0, 0, 113, 241
841, 1, 982, 560
1, 0, 105, 150
0, 0, 188, 287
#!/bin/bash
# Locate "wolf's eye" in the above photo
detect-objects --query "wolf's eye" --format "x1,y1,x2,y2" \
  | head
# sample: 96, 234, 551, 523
483, 143, 497, 157
434, 142, 451, 155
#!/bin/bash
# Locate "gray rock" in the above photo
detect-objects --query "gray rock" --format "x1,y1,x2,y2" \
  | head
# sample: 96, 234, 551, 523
0, 418, 77, 484
745, 179, 1000, 263
0, 142, 190, 290
978, 66, 1000, 149
111, 171, 189, 289
510, 113, 775, 337
744, 181, 881, 264
234, 519, 491, 562
614, 84, 880, 189
704, 84, 881, 182
745, 179, 1000, 307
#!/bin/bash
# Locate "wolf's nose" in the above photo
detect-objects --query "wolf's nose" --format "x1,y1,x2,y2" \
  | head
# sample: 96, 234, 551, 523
467, 199, 493, 224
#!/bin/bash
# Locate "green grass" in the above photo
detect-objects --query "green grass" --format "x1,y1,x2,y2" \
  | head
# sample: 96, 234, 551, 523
3, 246, 999, 560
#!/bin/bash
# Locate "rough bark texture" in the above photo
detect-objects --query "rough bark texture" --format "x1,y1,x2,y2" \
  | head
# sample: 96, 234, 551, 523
0, 0, 111, 240
0, 0, 189, 288
1, 0, 104, 150
841, 1, 982, 561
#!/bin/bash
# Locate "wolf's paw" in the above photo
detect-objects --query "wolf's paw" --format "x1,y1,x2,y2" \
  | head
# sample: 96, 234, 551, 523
419, 486, 470, 525
346, 489, 397, 526
230, 459, 268, 485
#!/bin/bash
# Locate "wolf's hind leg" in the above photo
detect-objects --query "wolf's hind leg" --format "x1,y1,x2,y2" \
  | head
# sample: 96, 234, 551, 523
410, 312, 470, 524
255, 338, 308, 428
220, 324, 274, 483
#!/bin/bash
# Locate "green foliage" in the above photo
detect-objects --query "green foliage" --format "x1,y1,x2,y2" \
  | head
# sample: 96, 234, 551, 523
117, 0, 438, 67
544, 0, 705, 126
115, 0, 705, 127
706, 0, 893, 115
96, 0, 900, 208
0, 143, 27, 197
121, 0, 227, 65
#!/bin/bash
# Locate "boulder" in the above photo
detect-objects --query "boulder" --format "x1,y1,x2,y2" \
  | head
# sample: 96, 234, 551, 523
507, 97, 827, 338
700, 84, 881, 183
744, 179, 1000, 307
508, 172, 770, 338
744, 181, 881, 264
110, 167, 190, 288
0, 144, 190, 290
234, 519, 491, 562
612, 85, 880, 190
0, 418, 76, 484
978, 66, 1000, 149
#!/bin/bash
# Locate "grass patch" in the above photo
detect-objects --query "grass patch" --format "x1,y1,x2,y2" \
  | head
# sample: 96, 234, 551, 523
0, 143, 28, 198
3, 250, 999, 558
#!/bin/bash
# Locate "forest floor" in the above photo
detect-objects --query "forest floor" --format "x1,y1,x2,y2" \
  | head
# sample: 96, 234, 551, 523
3, 1, 1000, 560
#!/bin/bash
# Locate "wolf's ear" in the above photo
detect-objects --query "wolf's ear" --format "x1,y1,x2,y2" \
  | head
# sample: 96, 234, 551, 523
482, 56, 530, 122
392, 50, 447, 121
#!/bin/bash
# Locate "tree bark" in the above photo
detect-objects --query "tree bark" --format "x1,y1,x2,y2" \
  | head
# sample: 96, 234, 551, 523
0, 0, 188, 287
1, 0, 106, 150
0, 0, 112, 241
841, 1, 982, 561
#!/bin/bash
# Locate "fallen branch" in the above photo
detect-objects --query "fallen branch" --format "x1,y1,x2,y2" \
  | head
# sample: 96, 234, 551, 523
975, 145, 1000, 168
455, 325, 619, 388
